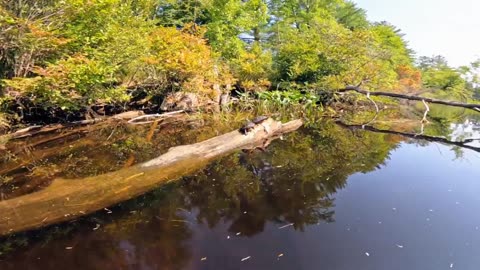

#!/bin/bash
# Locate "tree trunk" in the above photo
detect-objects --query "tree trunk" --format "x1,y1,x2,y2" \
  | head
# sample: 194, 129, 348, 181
0, 118, 303, 237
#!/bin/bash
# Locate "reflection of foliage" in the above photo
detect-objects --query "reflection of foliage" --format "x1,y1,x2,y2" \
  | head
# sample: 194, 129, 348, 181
0, 117, 400, 264
176, 120, 396, 235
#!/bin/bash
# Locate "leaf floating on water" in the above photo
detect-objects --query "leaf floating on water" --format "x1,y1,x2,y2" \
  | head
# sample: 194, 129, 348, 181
278, 223, 294, 229
241, 256, 251, 262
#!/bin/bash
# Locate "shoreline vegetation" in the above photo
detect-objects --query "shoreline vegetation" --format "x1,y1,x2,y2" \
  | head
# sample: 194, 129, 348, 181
1, 0, 480, 238
1, 0, 479, 132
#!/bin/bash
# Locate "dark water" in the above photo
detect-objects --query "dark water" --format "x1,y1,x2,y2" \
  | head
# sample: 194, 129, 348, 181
1, 110, 480, 270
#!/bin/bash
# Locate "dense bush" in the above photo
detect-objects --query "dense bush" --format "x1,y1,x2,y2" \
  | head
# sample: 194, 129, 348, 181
0, 0, 475, 120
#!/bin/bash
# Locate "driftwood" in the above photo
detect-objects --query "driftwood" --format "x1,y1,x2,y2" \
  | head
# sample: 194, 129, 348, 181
0, 111, 145, 144
336, 120, 480, 153
339, 86, 480, 112
0, 118, 303, 237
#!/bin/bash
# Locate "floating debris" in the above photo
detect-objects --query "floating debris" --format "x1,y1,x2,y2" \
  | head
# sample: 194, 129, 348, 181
365, 252, 370, 257
278, 223, 294, 229
450, 263, 454, 268
241, 256, 251, 262
243, 211, 247, 214
236, 232, 241, 236
396, 244, 404, 248
93, 224, 100, 231
104, 208, 112, 214
227, 236, 231, 239
428, 209, 434, 212
65, 247, 73, 250
277, 253, 284, 260
392, 208, 397, 211
201, 257, 207, 261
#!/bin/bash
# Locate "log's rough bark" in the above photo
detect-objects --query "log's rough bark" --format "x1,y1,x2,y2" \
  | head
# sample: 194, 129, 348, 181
339, 86, 480, 112
335, 120, 480, 153
0, 118, 303, 237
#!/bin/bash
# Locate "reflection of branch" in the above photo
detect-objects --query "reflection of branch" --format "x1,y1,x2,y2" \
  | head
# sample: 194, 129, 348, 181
360, 91, 380, 127
335, 121, 480, 153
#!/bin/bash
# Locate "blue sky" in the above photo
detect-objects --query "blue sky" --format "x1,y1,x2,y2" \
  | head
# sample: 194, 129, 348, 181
354, 0, 480, 67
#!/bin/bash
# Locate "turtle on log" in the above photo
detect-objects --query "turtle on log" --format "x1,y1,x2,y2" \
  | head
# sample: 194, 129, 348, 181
239, 116, 270, 135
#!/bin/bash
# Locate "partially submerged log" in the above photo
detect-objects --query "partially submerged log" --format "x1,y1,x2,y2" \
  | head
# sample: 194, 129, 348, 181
0, 118, 303, 237
0, 111, 145, 145
339, 86, 480, 112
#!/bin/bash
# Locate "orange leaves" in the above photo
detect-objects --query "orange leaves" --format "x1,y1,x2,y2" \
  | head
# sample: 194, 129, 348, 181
396, 65, 422, 92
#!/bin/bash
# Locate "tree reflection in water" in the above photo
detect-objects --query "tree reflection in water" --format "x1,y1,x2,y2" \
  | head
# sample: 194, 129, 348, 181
0, 120, 398, 269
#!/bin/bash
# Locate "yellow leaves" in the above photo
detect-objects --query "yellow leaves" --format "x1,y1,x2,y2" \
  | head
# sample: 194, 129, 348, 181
134, 26, 230, 95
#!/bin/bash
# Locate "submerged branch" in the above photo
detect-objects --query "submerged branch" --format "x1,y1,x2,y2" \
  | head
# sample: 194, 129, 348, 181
335, 120, 480, 153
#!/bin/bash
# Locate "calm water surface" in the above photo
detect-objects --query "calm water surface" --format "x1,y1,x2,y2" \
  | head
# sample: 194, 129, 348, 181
1, 112, 480, 270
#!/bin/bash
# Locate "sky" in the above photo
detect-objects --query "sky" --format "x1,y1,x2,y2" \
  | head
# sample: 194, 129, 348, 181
354, 0, 480, 67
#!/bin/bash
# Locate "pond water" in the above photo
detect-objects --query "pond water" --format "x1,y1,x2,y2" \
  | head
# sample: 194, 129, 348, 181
1, 108, 480, 270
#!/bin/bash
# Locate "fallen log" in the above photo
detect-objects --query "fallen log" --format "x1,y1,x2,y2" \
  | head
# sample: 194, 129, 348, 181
0, 118, 303, 237
339, 86, 480, 112
0, 111, 145, 145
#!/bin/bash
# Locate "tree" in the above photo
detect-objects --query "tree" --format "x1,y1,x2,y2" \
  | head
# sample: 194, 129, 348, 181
418, 55, 469, 98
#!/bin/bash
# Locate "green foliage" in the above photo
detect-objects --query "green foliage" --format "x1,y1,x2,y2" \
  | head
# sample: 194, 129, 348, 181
232, 42, 272, 91
1, 0, 472, 119
334, 1, 369, 30
1, 0, 229, 111
418, 55, 470, 99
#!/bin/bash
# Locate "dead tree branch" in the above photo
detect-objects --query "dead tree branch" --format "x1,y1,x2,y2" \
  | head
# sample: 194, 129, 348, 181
339, 86, 480, 113
335, 120, 480, 153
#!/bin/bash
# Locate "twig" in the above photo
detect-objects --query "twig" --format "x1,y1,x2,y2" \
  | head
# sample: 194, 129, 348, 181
127, 110, 185, 125
421, 99, 430, 123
